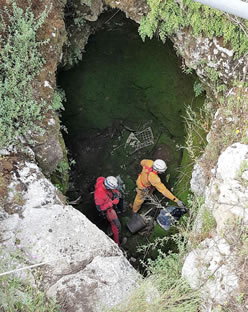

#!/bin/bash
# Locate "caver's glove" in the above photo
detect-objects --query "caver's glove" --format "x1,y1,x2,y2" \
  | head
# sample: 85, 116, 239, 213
112, 198, 119, 205
176, 200, 185, 208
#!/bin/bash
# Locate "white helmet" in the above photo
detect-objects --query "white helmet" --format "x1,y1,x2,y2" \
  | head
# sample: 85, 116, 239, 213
153, 159, 167, 173
104, 176, 118, 190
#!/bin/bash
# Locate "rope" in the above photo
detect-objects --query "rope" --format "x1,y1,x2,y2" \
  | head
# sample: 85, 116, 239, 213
0, 259, 59, 277
0, 246, 120, 278
103, 9, 120, 24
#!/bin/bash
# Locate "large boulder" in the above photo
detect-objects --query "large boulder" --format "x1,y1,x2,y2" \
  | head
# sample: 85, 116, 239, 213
0, 152, 139, 311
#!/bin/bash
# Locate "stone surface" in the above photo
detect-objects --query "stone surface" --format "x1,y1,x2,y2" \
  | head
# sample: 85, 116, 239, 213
32, 114, 65, 176
182, 237, 239, 305
80, 0, 103, 22
207, 143, 248, 232
190, 161, 207, 196
173, 31, 246, 90
47, 256, 138, 312
183, 143, 248, 309
1, 156, 139, 311
104, 0, 148, 22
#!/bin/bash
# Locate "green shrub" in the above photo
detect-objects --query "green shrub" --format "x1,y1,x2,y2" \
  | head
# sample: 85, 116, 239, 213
51, 89, 65, 111
139, 0, 248, 58
0, 1, 51, 148
193, 81, 205, 97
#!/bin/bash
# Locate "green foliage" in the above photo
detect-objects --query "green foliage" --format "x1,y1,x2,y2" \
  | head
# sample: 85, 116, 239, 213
73, 16, 85, 28
110, 253, 200, 312
201, 208, 216, 236
139, 0, 248, 57
51, 89, 65, 111
110, 194, 202, 312
0, 245, 60, 312
193, 81, 205, 97
0, 1, 51, 148
51, 148, 70, 194
183, 103, 212, 162
63, 0, 89, 67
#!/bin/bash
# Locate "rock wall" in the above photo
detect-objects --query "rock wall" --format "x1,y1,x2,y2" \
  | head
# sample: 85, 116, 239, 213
62, 0, 247, 89
30, 0, 68, 175
2, 0, 248, 310
0, 149, 139, 311
184, 143, 248, 310
103, 0, 247, 90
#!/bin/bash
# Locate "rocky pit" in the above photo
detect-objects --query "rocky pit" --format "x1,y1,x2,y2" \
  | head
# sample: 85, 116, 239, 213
1, 0, 248, 311
58, 10, 205, 264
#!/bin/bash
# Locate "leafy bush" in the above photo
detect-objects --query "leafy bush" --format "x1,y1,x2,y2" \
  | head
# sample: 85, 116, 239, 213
0, 0, 50, 148
139, 0, 248, 58
193, 81, 205, 97
51, 89, 65, 111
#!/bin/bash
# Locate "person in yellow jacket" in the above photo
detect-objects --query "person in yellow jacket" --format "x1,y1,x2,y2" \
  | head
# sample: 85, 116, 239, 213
131, 159, 184, 213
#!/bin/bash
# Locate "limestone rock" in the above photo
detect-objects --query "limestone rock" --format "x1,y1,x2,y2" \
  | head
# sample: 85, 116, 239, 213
182, 237, 239, 305
190, 162, 207, 196
80, 0, 103, 22
32, 114, 64, 176
207, 143, 248, 232
47, 256, 138, 312
103, 0, 149, 22
1, 157, 139, 311
183, 143, 248, 310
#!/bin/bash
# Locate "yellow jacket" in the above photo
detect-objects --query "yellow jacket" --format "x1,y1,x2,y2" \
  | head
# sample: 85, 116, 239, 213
136, 159, 179, 202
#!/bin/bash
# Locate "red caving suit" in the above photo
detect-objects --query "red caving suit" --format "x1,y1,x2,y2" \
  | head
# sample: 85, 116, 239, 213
94, 177, 121, 245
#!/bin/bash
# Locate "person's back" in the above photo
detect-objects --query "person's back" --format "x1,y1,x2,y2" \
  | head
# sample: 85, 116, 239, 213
94, 176, 122, 245
131, 159, 184, 213
138, 159, 157, 189
94, 177, 113, 210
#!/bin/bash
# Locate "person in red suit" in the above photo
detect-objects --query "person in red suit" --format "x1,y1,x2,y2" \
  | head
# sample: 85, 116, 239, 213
94, 176, 122, 245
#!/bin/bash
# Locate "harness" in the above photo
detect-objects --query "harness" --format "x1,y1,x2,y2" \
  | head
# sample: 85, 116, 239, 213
139, 165, 157, 189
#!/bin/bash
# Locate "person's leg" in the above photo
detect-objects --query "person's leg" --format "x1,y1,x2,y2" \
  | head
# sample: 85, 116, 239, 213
115, 198, 123, 214
106, 208, 121, 245
132, 189, 146, 213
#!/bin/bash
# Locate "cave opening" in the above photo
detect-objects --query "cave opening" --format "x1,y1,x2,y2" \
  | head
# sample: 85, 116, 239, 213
58, 10, 205, 266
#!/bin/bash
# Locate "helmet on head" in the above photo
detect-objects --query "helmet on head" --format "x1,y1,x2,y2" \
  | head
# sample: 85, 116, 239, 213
153, 159, 167, 173
104, 176, 118, 190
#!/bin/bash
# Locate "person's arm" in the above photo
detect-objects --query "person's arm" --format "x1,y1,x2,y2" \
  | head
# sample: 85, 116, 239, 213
95, 193, 113, 211
149, 173, 179, 203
